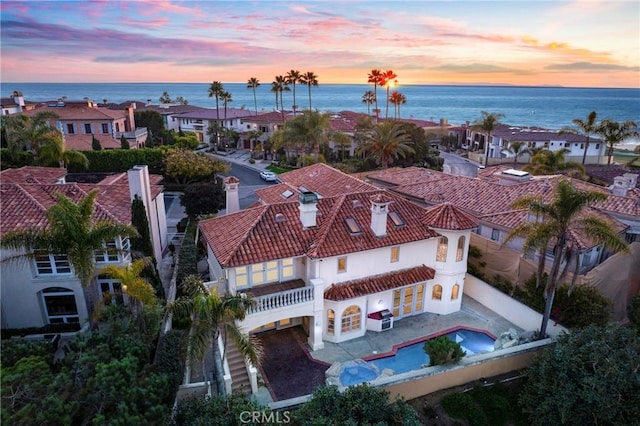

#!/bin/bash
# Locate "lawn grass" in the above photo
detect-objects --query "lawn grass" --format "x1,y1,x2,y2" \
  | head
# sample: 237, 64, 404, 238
266, 164, 296, 174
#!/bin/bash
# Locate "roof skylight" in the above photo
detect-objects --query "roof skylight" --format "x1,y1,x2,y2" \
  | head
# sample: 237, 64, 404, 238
389, 211, 406, 227
344, 217, 363, 235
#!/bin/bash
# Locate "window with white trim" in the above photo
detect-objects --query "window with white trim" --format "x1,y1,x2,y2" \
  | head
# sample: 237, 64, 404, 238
491, 229, 500, 241
451, 284, 460, 300
97, 276, 123, 305
35, 253, 71, 275
456, 236, 465, 261
101, 123, 109, 133
341, 305, 361, 333
432, 284, 443, 300
282, 258, 294, 278
327, 309, 335, 335
95, 239, 119, 263
41, 287, 79, 324
252, 261, 279, 284
235, 258, 296, 288
236, 266, 249, 288
437, 236, 448, 261
337, 257, 347, 273
390, 246, 400, 263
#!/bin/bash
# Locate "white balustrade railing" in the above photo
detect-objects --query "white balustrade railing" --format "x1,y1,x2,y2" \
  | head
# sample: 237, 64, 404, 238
247, 286, 314, 314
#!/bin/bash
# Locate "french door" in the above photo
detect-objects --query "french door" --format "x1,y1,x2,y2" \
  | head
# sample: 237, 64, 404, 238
392, 284, 425, 319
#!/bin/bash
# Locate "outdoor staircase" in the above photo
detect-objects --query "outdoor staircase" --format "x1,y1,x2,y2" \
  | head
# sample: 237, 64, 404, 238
225, 340, 252, 394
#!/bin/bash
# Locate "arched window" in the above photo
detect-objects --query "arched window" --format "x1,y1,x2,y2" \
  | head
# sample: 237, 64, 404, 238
327, 309, 335, 335
451, 284, 460, 300
457, 236, 466, 261
437, 236, 448, 261
341, 305, 361, 333
41, 287, 79, 324
432, 285, 443, 301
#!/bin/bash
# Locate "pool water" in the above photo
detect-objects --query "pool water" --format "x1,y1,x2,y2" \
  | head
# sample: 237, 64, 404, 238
339, 328, 495, 386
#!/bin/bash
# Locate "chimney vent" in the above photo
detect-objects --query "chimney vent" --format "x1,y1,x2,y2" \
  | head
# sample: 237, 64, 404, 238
298, 191, 318, 228
370, 193, 392, 237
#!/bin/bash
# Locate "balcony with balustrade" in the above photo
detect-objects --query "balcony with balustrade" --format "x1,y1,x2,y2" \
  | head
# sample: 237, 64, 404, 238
241, 279, 314, 315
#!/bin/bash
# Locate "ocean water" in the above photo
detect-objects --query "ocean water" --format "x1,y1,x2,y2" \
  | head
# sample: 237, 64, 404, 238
2, 82, 639, 133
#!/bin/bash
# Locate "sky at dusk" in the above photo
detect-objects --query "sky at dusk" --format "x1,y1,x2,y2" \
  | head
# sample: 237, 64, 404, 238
1, 0, 638, 88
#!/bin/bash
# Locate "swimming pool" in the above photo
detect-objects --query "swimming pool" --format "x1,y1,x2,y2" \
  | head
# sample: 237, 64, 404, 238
339, 327, 496, 387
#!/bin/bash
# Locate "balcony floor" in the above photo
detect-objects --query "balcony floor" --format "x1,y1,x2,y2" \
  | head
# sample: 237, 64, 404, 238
243, 279, 305, 297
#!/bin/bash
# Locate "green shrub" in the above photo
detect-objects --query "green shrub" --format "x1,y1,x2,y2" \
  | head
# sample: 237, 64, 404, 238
468, 245, 482, 258
442, 392, 488, 425
627, 295, 640, 331
67, 148, 166, 174
0, 148, 34, 169
0, 339, 55, 367
154, 329, 186, 393
424, 336, 465, 366
489, 274, 514, 295
176, 234, 198, 286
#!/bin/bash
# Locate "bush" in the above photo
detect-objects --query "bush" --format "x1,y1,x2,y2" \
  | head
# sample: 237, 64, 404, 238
0, 148, 34, 169
154, 329, 186, 392
628, 295, 640, 331
176, 234, 198, 286
424, 336, 465, 366
0, 339, 55, 367
180, 180, 225, 218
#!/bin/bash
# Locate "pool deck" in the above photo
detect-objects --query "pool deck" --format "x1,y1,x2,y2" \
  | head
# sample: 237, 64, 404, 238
308, 295, 522, 365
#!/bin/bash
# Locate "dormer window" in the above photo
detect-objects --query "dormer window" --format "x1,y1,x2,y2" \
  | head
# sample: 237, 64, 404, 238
345, 217, 363, 235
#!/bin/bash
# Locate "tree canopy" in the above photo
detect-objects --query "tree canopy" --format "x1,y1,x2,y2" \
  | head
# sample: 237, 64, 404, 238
519, 324, 640, 425
163, 148, 229, 184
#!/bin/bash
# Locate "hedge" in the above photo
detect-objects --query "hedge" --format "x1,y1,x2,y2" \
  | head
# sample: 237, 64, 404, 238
67, 148, 166, 174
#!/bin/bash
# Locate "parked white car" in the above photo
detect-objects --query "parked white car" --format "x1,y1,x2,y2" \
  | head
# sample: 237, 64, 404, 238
260, 171, 278, 182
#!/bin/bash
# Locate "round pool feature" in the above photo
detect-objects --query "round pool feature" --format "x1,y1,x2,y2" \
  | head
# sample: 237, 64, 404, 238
339, 363, 379, 386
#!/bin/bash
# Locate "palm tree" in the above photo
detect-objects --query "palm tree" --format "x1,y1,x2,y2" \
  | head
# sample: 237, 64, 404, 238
389, 91, 407, 119
38, 131, 89, 169
286, 70, 302, 115
560, 111, 599, 165
597, 119, 639, 166
246, 77, 260, 115
523, 148, 585, 176
270, 82, 280, 110
471, 111, 505, 167
356, 121, 415, 169
367, 69, 383, 122
506, 140, 530, 167
379, 69, 398, 119
361, 90, 376, 116
301, 71, 319, 111
99, 258, 158, 322
220, 91, 233, 122
279, 110, 331, 161
168, 275, 262, 395
246, 129, 262, 156
208, 81, 225, 120
331, 131, 353, 161
505, 179, 629, 338
1, 190, 138, 312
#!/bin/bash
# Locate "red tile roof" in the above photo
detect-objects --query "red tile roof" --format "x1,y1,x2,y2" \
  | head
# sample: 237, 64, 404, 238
422, 202, 479, 230
0, 172, 163, 237
0, 166, 67, 184
199, 190, 439, 267
324, 265, 435, 301
278, 163, 378, 198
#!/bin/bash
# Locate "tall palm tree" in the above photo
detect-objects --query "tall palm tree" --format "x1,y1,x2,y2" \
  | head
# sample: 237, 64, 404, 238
169, 275, 262, 395
100, 258, 158, 322
208, 81, 225, 120
38, 130, 89, 169
301, 71, 319, 111
270, 82, 280, 110
367, 69, 383, 122
506, 140, 530, 167
389, 91, 407, 119
523, 148, 585, 176
379, 69, 398, 119
597, 119, 639, 166
356, 121, 415, 169
361, 90, 376, 116
560, 111, 599, 165
220, 91, 233, 122
246, 77, 260, 115
471, 111, 505, 167
505, 180, 629, 338
1, 190, 138, 310
331, 131, 353, 161
286, 70, 302, 115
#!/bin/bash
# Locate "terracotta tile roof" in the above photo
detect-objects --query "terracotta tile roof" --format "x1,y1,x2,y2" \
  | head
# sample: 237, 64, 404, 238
366, 167, 439, 187
199, 190, 439, 267
0, 173, 163, 238
0, 166, 67, 184
324, 265, 436, 301
422, 202, 479, 230
245, 111, 288, 124
223, 176, 240, 184
254, 183, 301, 204
481, 207, 628, 250
64, 133, 124, 151
23, 105, 127, 121
278, 163, 378, 198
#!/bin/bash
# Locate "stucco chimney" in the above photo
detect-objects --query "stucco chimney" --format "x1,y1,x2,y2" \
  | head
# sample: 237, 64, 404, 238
370, 193, 392, 237
611, 174, 637, 197
298, 191, 318, 228
223, 176, 240, 214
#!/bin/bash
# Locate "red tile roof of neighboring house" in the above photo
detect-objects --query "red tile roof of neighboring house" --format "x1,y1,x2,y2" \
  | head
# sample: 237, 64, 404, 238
0, 166, 67, 184
0, 171, 163, 238
324, 265, 436, 301
173, 108, 256, 120
64, 133, 124, 151
23, 105, 128, 121
422, 202, 479, 230
278, 163, 378, 198
247, 111, 288, 124
254, 183, 301, 204
199, 190, 439, 267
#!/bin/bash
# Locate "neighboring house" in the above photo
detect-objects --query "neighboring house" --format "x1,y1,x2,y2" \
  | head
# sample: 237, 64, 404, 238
173, 107, 257, 146
0, 165, 167, 329
199, 164, 478, 353
17, 99, 147, 150
363, 166, 638, 273
2, 90, 39, 115
459, 124, 606, 165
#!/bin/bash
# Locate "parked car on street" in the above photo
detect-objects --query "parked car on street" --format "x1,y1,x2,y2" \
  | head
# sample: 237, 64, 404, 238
260, 171, 278, 182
